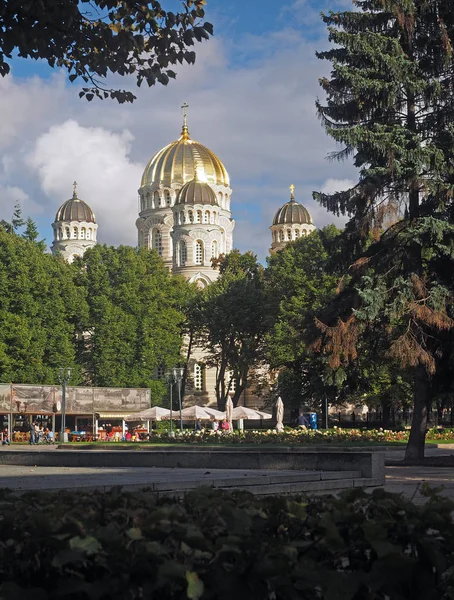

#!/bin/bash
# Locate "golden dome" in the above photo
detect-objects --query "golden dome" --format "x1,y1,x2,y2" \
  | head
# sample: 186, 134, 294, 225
176, 179, 218, 206
55, 182, 96, 224
273, 185, 313, 226
141, 119, 230, 188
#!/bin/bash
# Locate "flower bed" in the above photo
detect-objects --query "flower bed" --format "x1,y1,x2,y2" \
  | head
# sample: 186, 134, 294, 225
132, 426, 454, 445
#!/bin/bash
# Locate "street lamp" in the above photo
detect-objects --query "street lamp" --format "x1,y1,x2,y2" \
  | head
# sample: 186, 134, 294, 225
173, 367, 185, 431
58, 367, 71, 442
165, 372, 175, 437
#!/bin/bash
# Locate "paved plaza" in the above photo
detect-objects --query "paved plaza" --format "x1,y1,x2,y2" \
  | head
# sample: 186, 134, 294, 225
0, 444, 453, 502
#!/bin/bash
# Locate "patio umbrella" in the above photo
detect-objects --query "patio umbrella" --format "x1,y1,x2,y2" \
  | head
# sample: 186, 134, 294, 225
276, 396, 284, 432
225, 397, 233, 430
179, 405, 216, 420
231, 406, 272, 420
203, 407, 226, 419
125, 406, 171, 421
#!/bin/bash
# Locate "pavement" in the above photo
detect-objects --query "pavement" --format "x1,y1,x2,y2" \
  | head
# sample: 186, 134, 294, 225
1, 445, 453, 502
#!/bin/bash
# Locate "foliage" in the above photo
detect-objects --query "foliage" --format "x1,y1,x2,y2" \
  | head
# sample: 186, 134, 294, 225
0, 228, 85, 384
265, 227, 343, 412
189, 251, 271, 410
0, 486, 454, 599
0, 1, 213, 103
75, 244, 190, 401
313, 0, 454, 461
84, 426, 454, 445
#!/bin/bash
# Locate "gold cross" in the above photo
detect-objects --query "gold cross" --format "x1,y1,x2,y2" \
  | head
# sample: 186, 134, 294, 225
290, 184, 295, 199
181, 102, 189, 126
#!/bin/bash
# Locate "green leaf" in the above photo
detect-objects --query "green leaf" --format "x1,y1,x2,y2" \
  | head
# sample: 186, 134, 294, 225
186, 571, 204, 600
69, 535, 102, 555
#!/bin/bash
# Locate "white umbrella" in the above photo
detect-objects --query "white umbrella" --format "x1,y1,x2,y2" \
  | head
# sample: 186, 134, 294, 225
276, 396, 284, 432
231, 406, 272, 420
225, 397, 233, 431
179, 405, 215, 420
203, 407, 226, 419
125, 406, 171, 421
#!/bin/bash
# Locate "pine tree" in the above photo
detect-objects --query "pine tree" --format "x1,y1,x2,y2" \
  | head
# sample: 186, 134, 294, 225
313, 0, 454, 460
11, 202, 25, 232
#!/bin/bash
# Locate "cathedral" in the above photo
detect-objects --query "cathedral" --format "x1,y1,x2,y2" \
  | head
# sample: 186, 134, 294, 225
51, 106, 316, 404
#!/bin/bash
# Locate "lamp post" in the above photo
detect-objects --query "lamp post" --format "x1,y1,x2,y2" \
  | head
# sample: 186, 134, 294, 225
58, 367, 71, 442
165, 372, 175, 437
173, 367, 185, 431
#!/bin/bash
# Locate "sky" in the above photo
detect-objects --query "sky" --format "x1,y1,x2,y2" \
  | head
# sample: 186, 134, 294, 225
0, 0, 358, 263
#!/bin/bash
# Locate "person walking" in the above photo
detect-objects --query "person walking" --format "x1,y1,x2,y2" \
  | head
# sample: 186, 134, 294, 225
28, 421, 36, 445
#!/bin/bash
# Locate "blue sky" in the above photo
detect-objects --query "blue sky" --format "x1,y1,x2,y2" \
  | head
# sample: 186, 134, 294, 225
0, 0, 357, 262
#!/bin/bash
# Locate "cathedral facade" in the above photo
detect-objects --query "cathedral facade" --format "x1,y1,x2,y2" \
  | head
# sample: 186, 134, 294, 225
51, 108, 315, 405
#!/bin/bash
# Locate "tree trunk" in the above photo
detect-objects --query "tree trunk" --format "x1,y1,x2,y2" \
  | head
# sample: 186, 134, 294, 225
405, 365, 430, 461
381, 398, 391, 429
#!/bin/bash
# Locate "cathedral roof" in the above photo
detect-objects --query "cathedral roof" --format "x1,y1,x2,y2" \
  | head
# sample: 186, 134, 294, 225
272, 186, 313, 226
175, 179, 218, 206
55, 183, 96, 224
140, 109, 230, 188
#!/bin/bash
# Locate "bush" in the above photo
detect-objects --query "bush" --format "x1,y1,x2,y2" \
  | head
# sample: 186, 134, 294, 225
0, 486, 454, 599
129, 426, 454, 445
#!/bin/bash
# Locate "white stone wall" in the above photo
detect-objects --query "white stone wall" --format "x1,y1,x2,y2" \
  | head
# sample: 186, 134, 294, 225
269, 222, 316, 254
51, 220, 98, 262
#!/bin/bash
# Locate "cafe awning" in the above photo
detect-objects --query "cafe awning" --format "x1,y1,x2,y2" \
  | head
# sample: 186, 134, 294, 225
97, 413, 129, 420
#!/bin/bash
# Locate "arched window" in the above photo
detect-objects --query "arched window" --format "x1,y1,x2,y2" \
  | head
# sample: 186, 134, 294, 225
279, 231, 284, 242
210, 212, 214, 224
194, 363, 204, 391
287, 229, 292, 240
212, 211, 216, 223
196, 210, 202, 223
154, 230, 163, 256
165, 190, 171, 206
73, 227, 78, 239
180, 240, 187, 266
195, 240, 203, 265
65, 227, 70, 239
224, 194, 229, 209
211, 240, 218, 259
188, 210, 194, 223
180, 211, 185, 224
87, 228, 91, 240
295, 230, 300, 239
218, 192, 223, 207
145, 193, 150, 209
81, 227, 86, 239
203, 211, 209, 224
58, 228, 63, 240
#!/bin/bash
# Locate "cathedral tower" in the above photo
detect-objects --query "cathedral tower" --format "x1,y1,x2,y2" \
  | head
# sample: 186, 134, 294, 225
51, 182, 98, 263
270, 185, 316, 254
136, 104, 234, 285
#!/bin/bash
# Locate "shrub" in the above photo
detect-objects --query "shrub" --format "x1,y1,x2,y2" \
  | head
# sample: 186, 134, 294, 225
0, 486, 453, 599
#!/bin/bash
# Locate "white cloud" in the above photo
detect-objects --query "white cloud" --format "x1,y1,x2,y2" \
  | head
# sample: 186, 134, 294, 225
26, 120, 143, 245
320, 178, 357, 195
0, 21, 358, 260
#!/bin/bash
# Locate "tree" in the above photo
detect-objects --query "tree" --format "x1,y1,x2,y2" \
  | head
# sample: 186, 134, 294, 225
0, 201, 24, 234
22, 217, 46, 250
265, 227, 342, 415
189, 251, 270, 410
0, 1, 213, 103
75, 244, 189, 403
0, 228, 86, 383
313, 0, 454, 460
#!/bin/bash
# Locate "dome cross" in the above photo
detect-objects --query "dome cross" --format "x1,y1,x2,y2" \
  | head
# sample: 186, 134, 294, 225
290, 184, 295, 201
181, 102, 190, 140
73, 180, 78, 199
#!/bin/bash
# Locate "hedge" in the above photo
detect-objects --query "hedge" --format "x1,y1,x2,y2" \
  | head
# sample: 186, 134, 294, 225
1, 485, 454, 599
